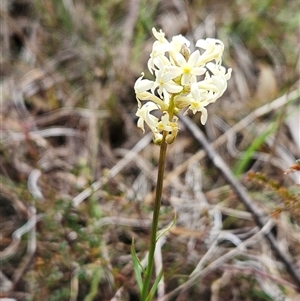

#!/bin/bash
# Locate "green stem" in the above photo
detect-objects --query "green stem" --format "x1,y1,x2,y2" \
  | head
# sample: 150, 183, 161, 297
141, 132, 168, 301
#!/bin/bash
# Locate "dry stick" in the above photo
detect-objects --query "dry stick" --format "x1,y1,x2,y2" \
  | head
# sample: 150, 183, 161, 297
12, 209, 36, 285
180, 113, 300, 291
0, 213, 43, 262
220, 263, 299, 291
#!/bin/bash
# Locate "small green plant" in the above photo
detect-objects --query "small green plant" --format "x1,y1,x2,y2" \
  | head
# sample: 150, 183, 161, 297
132, 28, 232, 300
248, 167, 300, 219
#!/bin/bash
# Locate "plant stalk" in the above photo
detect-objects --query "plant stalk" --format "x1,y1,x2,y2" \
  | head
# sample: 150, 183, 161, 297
141, 132, 168, 301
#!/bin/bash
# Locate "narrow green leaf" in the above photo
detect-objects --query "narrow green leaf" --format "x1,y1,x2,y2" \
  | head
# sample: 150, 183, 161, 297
156, 212, 176, 242
131, 238, 144, 295
233, 125, 275, 176
84, 267, 103, 301
145, 268, 163, 301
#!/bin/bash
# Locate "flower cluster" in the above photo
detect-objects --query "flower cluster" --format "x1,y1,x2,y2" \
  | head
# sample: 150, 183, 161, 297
134, 28, 232, 144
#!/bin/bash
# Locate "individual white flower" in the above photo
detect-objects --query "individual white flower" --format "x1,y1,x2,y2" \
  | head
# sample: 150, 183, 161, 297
174, 84, 209, 124
134, 73, 154, 106
201, 62, 232, 102
148, 46, 167, 74
136, 101, 165, 143
196, 38, 224, 66
206, 62, 232, 80
167, 50, 206, 85
148, 28, 171, 74
151, 69, 183, 104
156, 112, 173, 132
157, 112, 179, 143
190, 83, 209, 124
136, 101, 160, 133
152, 28, 170, 53
134, 73, 169, 110
148, 54, 172, 75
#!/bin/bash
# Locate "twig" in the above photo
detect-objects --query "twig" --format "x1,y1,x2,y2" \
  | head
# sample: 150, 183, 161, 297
93, 216, 151, 229
0, 213, 43, 262
110, 287, 125, 301
3, 127, 81, 143
180, 113, 300, 290
219, 263, 299, 292
12, 207, 38, 286
28, 169, 43, 200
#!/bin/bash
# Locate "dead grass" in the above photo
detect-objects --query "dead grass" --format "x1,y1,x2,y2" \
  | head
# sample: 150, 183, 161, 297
1, 0, 300, 300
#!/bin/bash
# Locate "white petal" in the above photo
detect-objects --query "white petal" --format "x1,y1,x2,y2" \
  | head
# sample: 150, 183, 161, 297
137, 79, 154, 92
162, 72, 178, 82
164, 82, 183, 93
152, 27, 160, 39
136, 102, 159, 129
162, 89, 170, 104
225, 68, 232, 80
181, 73, 191, 86
137, 117, 145, 132
167, 65, 182, 75
155, 56, 171, 70
200, 108, 208, 125
135, 74, 154, 93
175, 53, 187, 67
191, 67, 206, 76
195, 39, 209, 50
191, 83, 201, 102
188, 50, 200, 66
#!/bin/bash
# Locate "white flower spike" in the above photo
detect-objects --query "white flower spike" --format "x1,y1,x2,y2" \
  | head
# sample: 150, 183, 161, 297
134, 28, 232, 144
